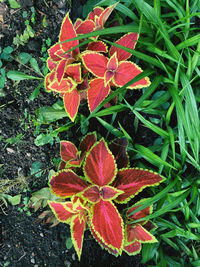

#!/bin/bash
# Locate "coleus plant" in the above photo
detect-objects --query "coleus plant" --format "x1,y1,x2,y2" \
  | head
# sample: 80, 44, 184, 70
48, 132, 165, 260
44, 4, 151, 121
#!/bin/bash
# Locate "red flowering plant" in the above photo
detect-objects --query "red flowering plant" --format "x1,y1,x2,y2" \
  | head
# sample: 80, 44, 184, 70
48, 132, 165, 259
44, 3, 151, 121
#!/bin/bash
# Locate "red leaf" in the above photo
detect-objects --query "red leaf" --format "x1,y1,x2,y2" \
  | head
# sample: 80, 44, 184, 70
44, 72, 55, 92
91, 200, 124, 253
81, 52, 108, 78
70, 214, 86, 260
59, 13, 79, 55
126, 224, 157, 243
56, 60, 66, 83
127, 199, 152, 222
48, 43, 62, 61
113, 61, 151, 89
143, 221, 157, 231
88, 7, 104, 21
59, 160, 66, 170
49, 77, 77, 93
76, 20, 95, 34
84, 139, 117, 186
49, 170, 87, 198
98, 3, 118, 28
56, 52, 75, 67
104, 70, 115, 86
101, 186, 123, 201
60, 141, 78, 163
123, 241, 141, 255
114, 168, 165, 203
80, 132, 97, 153
81, 185, 101, 203
107, 53, 118, 71
87, 78, 110, 112
74, 18, 82, 29
109, 138, 129, 169
65, 63, 82, 83
110, 33, 139, 61
68, 158, 82, 167
81, 185, 123, 203
63, 89, 80, 122
88, 41, 108, 53
48, 201, 74, 223
104, 52, 118, 85
47, 58, 57, 71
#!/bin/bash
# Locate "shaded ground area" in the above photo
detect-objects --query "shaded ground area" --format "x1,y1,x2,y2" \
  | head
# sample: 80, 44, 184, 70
1, 206, 144, 267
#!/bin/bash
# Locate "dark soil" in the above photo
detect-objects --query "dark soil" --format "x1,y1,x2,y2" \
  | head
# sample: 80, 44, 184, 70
0, 1, 153, 266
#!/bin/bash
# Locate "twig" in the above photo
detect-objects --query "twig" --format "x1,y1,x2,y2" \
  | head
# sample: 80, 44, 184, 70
16, 247, 26, 262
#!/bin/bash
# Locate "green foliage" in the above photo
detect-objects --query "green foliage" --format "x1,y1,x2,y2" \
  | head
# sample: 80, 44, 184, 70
30, 7, 36, 24
30, 162, 42, 178
66, 237, 73, 249
5, 133, 23, 145
0, 46, 13, 94
3, 194, 21, 205
34, 127, 59, 146
29, 187, 53, 212
13, 21, 35, 47
7, 70, 42, 81
42, 16, 48, 27
8, 0, 20, 9
36, 104, 68, 123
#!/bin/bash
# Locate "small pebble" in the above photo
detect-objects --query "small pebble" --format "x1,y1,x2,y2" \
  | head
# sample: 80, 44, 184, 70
40, 233, 44, 237
31, 258, 35, 264
6, 147, 15, 153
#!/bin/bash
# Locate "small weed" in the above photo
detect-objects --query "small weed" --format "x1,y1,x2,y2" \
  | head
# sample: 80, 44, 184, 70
0, 46, 13, 95
5, 133, 23, 146
13, 21, 35, 47
8, 0, 20, 9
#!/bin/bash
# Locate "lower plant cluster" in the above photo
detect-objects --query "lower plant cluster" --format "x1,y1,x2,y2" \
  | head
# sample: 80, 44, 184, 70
46, 132, 164, 259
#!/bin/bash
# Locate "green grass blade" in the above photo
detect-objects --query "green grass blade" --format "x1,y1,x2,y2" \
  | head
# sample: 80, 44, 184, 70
96, 117, 124, 138
132, 0, 183, 62
134, 144, 175, 169
131, 189, 190, 223
176, 34, 200, 50
93, 105, 128, 117
127, 176, 179, 215
128, 108, 169, 138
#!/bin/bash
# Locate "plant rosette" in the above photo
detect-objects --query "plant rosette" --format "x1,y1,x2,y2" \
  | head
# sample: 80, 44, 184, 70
44, 4, 151, 121
48, 135, 165, 259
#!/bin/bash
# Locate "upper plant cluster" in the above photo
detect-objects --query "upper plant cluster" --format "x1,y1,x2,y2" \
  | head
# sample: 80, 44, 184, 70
44, 3, 150, 121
